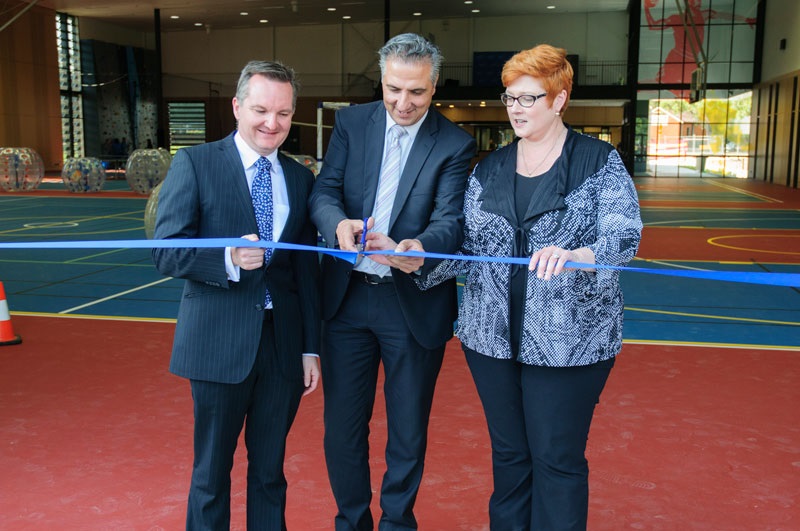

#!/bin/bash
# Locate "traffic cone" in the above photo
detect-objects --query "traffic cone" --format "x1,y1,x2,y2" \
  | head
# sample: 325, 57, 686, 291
0, 281, 22, 346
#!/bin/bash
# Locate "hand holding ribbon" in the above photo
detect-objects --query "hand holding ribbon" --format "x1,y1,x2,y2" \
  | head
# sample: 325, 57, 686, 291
365, 233, 425, 274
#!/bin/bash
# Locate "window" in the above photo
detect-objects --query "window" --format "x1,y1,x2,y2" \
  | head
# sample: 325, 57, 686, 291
167, 102, 206, 155
636, 89, 752, 178
638, 0, 758, 88
57, 13, 83, 160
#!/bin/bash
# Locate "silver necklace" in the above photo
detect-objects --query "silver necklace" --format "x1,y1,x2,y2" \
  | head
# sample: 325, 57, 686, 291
520, 127, 565, 177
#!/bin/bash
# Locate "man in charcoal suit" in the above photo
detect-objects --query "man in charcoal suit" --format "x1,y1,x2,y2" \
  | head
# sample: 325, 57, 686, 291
309, 33, 476, 530
153, 60, 320, 530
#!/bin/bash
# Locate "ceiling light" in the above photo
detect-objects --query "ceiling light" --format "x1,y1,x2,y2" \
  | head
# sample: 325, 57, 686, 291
413, 12, 422, 16
327, 7, 336, 11
471, 9, 480, 13
194, 22, 203, 26
435, 102, 442, 106
259, 19, 268, 23
342, 15, 351, 19
170, 15, 179, 20
448, 104, 455, 108
464, 0, 473, 4
547, 5, 556, 9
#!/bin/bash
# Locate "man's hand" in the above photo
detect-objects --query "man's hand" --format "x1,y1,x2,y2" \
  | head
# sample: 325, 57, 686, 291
231, 234, 265, 270
336, 218, 372, 252
302, 355, 320, 396
365, 234, 425, 274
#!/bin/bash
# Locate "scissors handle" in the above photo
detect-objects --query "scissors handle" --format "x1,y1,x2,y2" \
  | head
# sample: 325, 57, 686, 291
359, 217, 369, 250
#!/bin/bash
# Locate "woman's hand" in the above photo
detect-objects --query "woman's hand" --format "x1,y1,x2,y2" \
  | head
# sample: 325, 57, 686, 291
529, 246, 595, 280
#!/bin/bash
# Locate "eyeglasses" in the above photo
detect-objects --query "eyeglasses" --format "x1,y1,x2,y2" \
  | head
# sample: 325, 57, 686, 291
499, 92, 548, 108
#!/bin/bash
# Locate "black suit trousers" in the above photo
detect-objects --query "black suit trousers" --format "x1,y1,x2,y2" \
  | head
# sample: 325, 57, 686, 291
187, 318, 304, 531
321, 279, 445, 531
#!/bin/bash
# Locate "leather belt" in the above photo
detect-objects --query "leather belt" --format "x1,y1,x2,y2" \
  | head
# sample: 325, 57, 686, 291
351, 271, 393, 285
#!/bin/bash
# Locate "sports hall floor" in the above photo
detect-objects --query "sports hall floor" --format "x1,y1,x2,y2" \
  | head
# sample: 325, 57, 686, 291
1, 175, 798, 530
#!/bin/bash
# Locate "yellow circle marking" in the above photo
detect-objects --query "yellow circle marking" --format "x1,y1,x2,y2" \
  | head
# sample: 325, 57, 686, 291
23, 222, 79, 229
707, 234, 800, 256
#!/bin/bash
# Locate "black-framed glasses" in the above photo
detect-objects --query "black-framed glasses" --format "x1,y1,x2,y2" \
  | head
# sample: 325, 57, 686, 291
499, 92, 548, 108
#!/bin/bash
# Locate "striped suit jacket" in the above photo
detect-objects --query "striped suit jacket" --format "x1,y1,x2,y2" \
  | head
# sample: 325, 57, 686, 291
152, 133, 320, 384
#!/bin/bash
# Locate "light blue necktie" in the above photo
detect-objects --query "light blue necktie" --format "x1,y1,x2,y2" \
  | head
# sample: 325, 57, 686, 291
362, 124, 406, 276
252, 156, 273, 306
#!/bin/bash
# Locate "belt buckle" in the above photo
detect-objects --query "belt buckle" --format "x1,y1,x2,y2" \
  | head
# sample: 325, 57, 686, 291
355, 271, 380, 285
364, 273, 380, 285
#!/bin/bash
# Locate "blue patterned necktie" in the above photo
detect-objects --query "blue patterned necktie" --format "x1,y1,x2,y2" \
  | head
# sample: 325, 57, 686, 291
252, 156, 273, 306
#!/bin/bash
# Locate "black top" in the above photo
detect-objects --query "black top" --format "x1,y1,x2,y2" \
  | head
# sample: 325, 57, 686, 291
510, 167, 549, 357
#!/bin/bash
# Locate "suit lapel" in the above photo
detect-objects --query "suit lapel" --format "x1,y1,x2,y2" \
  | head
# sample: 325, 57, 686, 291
219, 133, 257, 231
277, 153, 300, 243
362, 104, 387, 217
389, 111, 437, 230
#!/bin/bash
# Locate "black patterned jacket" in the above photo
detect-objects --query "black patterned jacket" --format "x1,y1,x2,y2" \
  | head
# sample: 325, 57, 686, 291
420, 128, 642, 366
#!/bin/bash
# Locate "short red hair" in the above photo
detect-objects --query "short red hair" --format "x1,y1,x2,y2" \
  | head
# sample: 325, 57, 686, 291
501, 44, 573, 112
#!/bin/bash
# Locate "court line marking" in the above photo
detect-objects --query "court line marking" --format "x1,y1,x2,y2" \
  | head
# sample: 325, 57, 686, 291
23, 222, 79, 229
0, 228, 145, 237
11, 310, 176, 324
623, 338, 800, 352
628, 256, 797, 266
707, 179, 783, 203
58, 277, 174, 314
9, 310, 799, 351
644, 217, 800, 227
640, 206, 800, 212
0, 210, 144, 236
631, 258, 710, 271
65, 248, 131, 263
626, 306, 799, 327
707, 233, 800, 255
0, 258, 154, 267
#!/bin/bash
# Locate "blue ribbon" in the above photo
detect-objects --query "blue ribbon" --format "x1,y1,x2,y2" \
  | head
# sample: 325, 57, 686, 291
1, 238, 798, 288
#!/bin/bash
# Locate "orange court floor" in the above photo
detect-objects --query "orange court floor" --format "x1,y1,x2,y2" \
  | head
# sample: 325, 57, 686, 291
0, 175, 798, 530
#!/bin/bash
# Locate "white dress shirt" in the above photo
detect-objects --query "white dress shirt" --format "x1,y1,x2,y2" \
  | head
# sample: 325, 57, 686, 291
225, 131, 290, 285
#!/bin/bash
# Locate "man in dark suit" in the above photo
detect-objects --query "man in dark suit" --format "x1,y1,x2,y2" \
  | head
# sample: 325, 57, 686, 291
309, 33, 476, 530
152, 61, 320, 530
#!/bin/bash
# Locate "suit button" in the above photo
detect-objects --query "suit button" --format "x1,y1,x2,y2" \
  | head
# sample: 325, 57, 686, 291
255, 304, 263, 311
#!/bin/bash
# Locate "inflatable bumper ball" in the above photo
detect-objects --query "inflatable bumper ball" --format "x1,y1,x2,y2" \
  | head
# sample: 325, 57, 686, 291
61, 157, 106, 193
0, 147, 45, 192
125, 148, 172, 195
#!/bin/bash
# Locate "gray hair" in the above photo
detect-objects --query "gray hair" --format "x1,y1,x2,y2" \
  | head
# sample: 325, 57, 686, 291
235, 60, 299, 108
378, 33, 442, 85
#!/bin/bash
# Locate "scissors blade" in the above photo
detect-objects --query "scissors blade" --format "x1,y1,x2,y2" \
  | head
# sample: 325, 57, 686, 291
355, 217, 369, 265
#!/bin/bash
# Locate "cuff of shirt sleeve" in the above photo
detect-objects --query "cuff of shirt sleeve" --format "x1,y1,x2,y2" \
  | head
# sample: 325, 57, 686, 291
225, 246, 241, 281
302, 353, 320, 358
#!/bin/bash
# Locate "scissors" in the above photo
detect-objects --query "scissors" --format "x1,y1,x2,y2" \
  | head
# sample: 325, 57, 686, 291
355, 217, 369, 265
